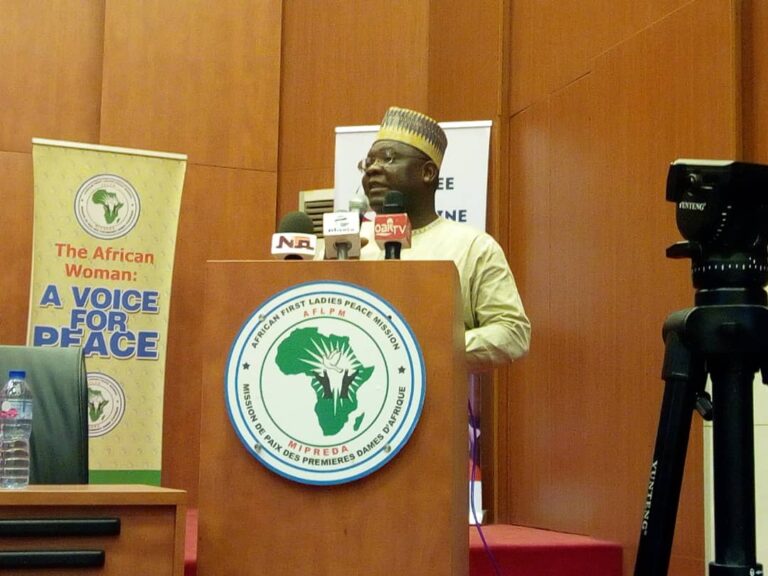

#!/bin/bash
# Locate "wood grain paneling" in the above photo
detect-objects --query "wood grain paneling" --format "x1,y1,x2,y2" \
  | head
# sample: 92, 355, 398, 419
502, 0, 738, 573
279, 0, 429, 174
743, 0, 768, 162
99, 0, 284, 500
161, 164, 277, 502
0, 152, 34, 344
590, 5, 738, 569
509, 0, 690, 114
0, 485, 186, 576
546, 74, 611, 535
100, 0, 282, 170
0, 1, 104, 152
501, 102, 552, 522
427, 0, 503, 121
198, 261, 467, 576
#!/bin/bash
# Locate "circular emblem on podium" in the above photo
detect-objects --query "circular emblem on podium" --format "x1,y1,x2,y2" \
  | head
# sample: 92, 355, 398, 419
225, 281, 426, 485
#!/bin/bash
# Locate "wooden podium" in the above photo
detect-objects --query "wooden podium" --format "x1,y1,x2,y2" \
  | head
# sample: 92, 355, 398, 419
197, 260, 468, 576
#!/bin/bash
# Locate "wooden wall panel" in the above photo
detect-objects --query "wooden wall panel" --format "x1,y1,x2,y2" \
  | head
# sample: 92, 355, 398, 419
509, 0, 690, 114
743, 0, 768, 163
97, 0, 283, 501
427, 17, 510, 510
162, 165, 277, 502
100, 0, 282, 170
545, 75, 615, 534
0, 0, 104, 152
0, 153, 34, 344
501, 102, 552, 521
590, 21, 738, 567
503, 1, 739, 573
426, 0, 507, 232
425, 3, 509, 519
278, 0, 429, 180
427, 0, 503, 121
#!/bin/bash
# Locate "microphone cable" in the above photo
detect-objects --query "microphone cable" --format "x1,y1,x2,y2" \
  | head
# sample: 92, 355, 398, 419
469, 396, 504, 576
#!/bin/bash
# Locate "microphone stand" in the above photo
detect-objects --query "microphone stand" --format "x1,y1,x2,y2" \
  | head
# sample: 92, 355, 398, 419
384, 242, 401, 260
335, 242, 351, 261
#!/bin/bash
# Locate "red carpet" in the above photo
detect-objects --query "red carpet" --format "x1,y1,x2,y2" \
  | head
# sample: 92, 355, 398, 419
185, 509, 622, 576
469, 523, 622, 576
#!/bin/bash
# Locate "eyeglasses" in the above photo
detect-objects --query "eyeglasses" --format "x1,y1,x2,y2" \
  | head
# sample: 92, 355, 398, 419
358, 149, 429, 172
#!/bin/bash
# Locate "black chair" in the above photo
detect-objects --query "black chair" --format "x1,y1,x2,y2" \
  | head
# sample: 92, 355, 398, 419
0, 345, 89, 484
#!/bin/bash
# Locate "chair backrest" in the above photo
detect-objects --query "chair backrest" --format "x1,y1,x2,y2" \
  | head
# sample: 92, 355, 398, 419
0, 345, 89, 484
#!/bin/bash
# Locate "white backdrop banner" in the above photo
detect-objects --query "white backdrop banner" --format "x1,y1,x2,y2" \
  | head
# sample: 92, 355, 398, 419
334, 120, 492, 231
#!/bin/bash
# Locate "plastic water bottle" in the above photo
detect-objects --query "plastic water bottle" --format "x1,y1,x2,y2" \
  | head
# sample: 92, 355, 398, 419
0, 370, 33, 488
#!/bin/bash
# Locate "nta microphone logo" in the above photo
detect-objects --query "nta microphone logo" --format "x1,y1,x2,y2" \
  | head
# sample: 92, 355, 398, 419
276, 234, 314, 249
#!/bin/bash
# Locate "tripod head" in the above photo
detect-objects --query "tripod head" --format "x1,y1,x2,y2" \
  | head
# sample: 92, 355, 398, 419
666, 159, 768, 306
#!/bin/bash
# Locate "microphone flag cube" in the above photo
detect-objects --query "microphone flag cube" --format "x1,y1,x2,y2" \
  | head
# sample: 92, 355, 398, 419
323, 212, 361, 259
271, 232, 317, 260
373, 213, 412, 249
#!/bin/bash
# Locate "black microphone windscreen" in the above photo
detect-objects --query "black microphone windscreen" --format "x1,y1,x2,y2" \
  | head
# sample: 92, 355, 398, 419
383, 191, 404, 214
278, 211, 315, 234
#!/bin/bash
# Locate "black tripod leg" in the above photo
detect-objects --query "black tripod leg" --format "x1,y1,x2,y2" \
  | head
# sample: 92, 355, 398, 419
634, 327, 706, 576
708, 359, 763, 576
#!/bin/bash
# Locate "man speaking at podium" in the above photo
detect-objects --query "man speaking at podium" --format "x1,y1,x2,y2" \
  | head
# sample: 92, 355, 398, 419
359, 106, 531, 371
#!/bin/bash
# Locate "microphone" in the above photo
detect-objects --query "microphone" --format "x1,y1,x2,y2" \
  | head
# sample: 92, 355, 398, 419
271, 211, 317, 260
348, 195, 369, 223
322, 209, 361, 260
374, 191, 412, 260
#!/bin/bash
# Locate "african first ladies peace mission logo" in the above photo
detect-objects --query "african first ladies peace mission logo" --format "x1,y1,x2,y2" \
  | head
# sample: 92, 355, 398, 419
225, 281, 426, 485
74, 173, 141, 239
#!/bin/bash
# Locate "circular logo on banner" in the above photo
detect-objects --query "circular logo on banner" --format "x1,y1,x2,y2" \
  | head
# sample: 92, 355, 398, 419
86, 372, 126, 437
225, 281, 426, 485
74, 173, 141, 239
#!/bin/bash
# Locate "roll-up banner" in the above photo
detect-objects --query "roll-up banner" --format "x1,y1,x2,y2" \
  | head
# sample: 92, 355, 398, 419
29, 138, 187, 485
334, 120, 492, 231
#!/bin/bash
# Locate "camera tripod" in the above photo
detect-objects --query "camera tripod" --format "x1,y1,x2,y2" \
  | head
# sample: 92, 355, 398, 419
634, 285, 766, 576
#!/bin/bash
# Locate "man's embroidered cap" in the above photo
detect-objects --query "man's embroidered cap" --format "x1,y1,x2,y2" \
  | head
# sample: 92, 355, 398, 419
376, 106, 447, 167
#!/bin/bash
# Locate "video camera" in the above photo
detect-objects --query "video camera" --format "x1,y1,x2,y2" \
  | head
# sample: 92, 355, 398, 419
666, 159, 768, 291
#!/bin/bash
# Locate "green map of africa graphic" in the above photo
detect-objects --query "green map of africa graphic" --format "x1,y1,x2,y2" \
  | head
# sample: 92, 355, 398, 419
92, 189, 124, 224
275, 327, 374, 436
